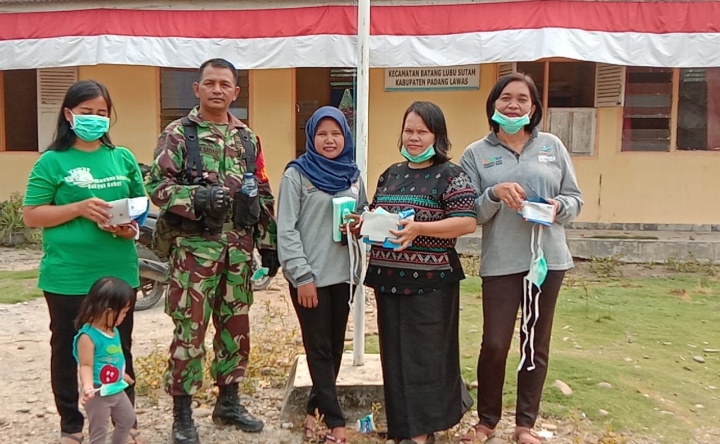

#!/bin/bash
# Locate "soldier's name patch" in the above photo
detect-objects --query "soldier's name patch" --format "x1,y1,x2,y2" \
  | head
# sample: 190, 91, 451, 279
200, 145, 222, 161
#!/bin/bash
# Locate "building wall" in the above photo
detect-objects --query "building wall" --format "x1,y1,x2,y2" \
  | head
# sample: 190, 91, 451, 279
574, 107, 720, 223
1, 153, 37, 199
80, 65, 160, 164
249, 69, 295, 196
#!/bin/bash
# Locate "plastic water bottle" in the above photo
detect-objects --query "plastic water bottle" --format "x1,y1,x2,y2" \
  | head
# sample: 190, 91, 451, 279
241, 172, 258, 197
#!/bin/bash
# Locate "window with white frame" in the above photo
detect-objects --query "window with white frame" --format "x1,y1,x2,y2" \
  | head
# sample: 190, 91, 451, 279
0, 67, 77, 152
160, 68, 250, 131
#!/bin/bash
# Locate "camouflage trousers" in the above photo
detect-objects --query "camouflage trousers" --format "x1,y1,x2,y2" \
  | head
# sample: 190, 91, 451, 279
164, 242, 253, 396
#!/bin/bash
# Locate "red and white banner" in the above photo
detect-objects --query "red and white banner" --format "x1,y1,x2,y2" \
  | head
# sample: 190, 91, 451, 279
1, 1, 719, 69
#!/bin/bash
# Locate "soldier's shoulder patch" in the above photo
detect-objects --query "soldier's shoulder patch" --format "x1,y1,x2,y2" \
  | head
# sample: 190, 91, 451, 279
256, 149, 269, 183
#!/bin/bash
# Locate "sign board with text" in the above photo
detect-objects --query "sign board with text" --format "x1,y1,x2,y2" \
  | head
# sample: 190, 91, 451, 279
384, 65, 480, 91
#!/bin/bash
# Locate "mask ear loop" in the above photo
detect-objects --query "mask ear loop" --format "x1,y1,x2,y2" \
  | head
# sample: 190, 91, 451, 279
518, 225, 534, 372
518, 224, 543, 372
527, 226, 543, 371
347, 210, 369, 312
347, 222, 356, 311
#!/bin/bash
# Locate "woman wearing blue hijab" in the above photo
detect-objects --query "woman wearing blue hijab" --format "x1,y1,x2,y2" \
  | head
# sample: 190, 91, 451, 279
277, 106, 367, 444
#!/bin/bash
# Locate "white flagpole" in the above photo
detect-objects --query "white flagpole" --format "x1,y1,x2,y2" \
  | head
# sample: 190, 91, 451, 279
353, 0, 370, 366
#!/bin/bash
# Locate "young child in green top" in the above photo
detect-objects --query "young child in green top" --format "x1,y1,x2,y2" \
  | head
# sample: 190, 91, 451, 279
73, 277, 136, 444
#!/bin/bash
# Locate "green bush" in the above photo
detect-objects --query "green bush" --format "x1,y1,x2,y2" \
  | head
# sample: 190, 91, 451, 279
0, 192, 40, 247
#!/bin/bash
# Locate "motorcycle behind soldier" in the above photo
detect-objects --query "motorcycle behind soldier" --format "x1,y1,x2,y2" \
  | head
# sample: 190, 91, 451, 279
145, 58, 280, 444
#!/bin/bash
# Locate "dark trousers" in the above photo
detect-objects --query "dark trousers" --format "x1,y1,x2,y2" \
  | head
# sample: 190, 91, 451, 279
376, 283, 472, 439
290, 283, 351, 429
475, 270, 565, 429
44, 291, 137, 434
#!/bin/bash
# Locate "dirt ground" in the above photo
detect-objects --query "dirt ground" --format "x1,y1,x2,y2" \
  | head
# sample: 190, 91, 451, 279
0, 247, 705, 444
0, 247, 387, 444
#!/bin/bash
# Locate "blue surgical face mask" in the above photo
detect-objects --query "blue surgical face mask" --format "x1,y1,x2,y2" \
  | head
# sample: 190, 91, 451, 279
71, 113, 110, 142
526, 250, 548, 287
525, 217, 548, 287
491, 109, 530, 135
401, 145, 436, 163
98, 379, 129, 397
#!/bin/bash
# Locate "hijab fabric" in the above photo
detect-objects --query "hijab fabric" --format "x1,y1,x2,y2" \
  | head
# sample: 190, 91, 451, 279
287, 106, 360, 194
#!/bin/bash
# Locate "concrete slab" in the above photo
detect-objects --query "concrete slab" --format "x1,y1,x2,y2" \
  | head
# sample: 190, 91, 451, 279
456, 228, 720, 263
279, 353, 385, 422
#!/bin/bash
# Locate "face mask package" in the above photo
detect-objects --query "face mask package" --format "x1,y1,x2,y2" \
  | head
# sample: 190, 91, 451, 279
521, 198, 555, 226
360, 208, 416, 249
331, 196, 357, 242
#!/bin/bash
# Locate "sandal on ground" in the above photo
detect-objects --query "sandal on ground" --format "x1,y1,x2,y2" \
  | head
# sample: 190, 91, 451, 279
324, 434, 347, 444
127, 429, 146, 444
304, 415, 319, 440
60, 432, 84, 443
514, 427, 542, 444
460, 423, 496, 443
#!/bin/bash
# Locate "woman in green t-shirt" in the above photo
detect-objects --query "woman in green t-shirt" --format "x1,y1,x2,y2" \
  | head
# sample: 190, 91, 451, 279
22, 80, 147, 444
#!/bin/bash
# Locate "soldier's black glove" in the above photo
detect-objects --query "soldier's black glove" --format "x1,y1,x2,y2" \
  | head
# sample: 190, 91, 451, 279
194, 185, 230, 219
259, 249, 280, 278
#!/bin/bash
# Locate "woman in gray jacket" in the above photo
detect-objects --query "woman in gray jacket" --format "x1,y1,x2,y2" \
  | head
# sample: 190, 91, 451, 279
277, 106, 366, 444
459, 73, 583, 444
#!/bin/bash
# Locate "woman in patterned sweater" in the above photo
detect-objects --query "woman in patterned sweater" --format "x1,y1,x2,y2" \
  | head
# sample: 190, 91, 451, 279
363, 101, 478, 444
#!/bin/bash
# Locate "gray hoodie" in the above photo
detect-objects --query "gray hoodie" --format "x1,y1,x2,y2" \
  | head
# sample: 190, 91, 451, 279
277, 167, 368, 288
460, 130, 583, 277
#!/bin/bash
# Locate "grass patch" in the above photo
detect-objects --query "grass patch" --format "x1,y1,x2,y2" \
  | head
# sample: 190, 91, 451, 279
665, 254, 718, 276
0, 269, 42, 304
364, 335, 379, 354
458, 274, 720, 442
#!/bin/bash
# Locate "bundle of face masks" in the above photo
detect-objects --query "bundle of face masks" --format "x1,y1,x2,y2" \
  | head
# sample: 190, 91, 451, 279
104, 196, 149, 227
521, 197, 555, 226
360, 208, 416, 249
331, 196, 357, 242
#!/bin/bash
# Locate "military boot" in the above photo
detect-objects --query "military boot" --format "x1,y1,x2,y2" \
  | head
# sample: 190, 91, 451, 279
212, 383, 264, 432
172, 395, 200, 444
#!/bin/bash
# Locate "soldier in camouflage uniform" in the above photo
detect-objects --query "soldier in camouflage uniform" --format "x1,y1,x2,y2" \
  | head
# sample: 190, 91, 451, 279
145, 58, 279, 444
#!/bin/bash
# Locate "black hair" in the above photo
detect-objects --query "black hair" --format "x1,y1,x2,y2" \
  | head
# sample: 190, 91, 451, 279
75, 277, 134, 330
46, 80, 115, 152
198, 58, 239, 84
486, 73, 543, 133
398, 101, 451, 164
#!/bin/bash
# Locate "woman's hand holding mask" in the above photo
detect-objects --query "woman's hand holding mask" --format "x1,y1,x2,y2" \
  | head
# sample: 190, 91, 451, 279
493, 182, 527, 211
339, 213, 363, 237
389, 219, 421, 252
75, 197, 112, 225
100, 220, 138, 239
